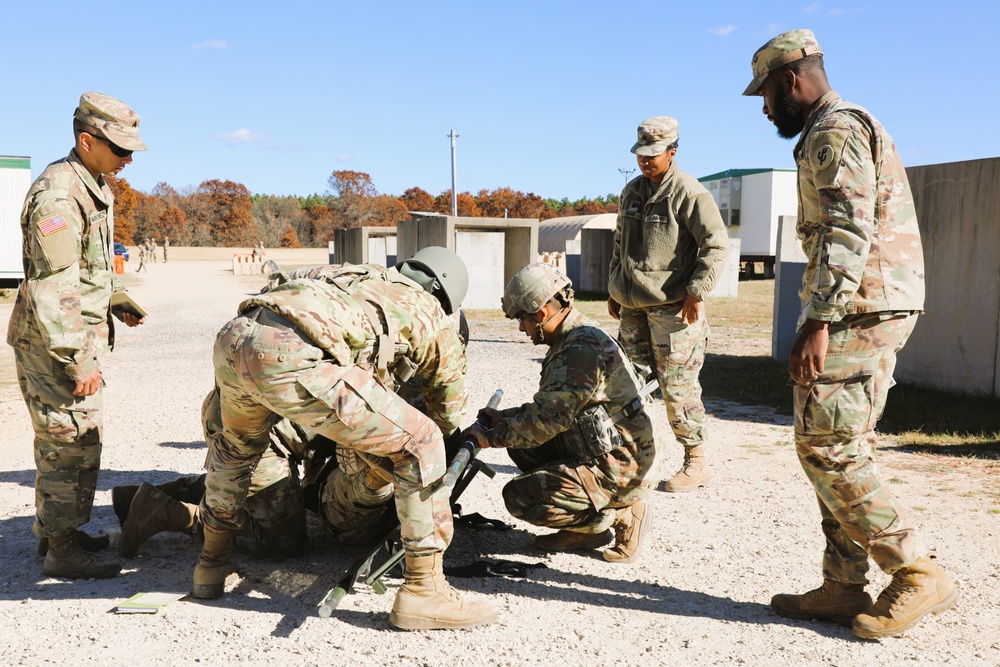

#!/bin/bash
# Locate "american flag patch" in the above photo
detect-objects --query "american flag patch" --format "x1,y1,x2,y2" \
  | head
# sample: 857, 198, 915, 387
37, 214, 68, 236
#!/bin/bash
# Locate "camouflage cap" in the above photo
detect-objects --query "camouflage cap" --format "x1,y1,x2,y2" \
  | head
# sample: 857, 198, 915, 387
742, 29, 823, 96
630, 116, 679, 156
73, 91, 148, 151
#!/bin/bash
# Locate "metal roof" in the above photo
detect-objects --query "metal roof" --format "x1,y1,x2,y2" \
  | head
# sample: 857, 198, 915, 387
698, 167, 795, 182
538, 213, 617, 252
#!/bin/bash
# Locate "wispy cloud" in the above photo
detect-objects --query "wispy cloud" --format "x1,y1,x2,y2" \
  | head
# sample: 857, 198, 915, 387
337, 153, 353, 162
215, 129, 267, 146
803, 2, 822, 14
191, 39, 228, 51
828, 7, 843, 15
708, 24, 737, 37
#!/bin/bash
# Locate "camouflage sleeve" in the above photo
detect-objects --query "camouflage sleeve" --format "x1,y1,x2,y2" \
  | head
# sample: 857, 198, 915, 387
490, 339, 602, 450
22, 196, 99, 380
678, 187, 730, 300
802, 122, 875, 322
412, 325, 469, 434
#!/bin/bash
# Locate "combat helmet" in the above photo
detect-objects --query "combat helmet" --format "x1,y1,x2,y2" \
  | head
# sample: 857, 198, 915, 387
396, 246, 468, 315
501, 263, 573, 319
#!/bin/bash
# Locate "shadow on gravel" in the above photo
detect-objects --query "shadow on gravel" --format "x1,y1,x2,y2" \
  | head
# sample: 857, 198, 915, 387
157, 440, 208, 450
0, 468, 202, 491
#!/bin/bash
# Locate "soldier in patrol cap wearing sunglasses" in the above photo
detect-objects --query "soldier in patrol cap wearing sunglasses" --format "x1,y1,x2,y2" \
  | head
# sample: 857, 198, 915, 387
7, 92, 147, 579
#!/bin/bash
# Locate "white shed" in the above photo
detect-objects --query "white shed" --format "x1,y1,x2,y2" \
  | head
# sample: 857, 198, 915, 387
699, 168, 797, 277
1, 156, 31, 286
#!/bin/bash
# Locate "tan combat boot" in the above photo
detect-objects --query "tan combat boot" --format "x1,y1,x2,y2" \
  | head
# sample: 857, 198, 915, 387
662, 445, 712, 492
771, 580, 873, 626
852, 556, 960, 639
389, 553, 497, 630
534, 528, 613, 552
192, 525, 237, 599
119, 482, 198, 558
43, 533, 121, 579
37, 529, 110, 557
113, 475, 206, 526
603, 501, 652, 564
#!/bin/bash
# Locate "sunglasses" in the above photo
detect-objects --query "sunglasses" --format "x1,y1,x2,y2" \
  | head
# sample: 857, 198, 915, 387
91, 134, 133, 158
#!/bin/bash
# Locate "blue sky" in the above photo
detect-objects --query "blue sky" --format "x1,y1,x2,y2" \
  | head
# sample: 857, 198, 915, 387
5, 1, 996, 201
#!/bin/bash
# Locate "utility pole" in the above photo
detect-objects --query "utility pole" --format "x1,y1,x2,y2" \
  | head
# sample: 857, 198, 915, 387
448, 130, 459, 216
618, 167, 636, 189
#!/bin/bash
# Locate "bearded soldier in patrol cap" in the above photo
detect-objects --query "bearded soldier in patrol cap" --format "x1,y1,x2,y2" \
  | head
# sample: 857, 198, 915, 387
744, 29, 958, 639
189, 247, 496, 630
7, 92, 147, 579
464, 263, 659, 563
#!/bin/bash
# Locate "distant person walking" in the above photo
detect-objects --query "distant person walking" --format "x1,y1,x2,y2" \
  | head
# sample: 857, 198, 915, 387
163, 236, 170, 262
136, 246, 147, 272
742, 28, 958, 639
7, 92, 147, 579
607, 116, 730, 494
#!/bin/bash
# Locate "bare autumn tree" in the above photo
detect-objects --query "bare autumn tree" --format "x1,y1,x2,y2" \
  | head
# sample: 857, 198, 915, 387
327, 170, 379, 228
253, 195, 307, 248
197, 179, 255, 247
106, 175, 138, 243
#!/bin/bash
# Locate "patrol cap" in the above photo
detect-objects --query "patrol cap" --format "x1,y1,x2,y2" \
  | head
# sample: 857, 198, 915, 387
73, 91, 148, 151
630, 116, 679, 156
743, 29, 823, 96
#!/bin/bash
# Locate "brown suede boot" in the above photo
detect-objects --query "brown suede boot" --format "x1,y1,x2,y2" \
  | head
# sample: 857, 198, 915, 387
37, 529, 110, 557
662, 445, 712, 492
852, 556, 960, 639
119, 482, 198, 558
113, 475, 207, 527
192, 525, 237, 599
43, 533, 121, 579
771, 580, 873, 626
603, 501, 652, 564
389, 553, 497, 630
534, 528, 613, 552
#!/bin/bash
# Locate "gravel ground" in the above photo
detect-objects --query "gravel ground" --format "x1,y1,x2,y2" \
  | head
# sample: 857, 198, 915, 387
1, 248, 997, 666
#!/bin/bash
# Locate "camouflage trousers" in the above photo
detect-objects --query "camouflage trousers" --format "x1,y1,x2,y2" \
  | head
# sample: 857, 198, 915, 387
202, 310, 452, 557
618, 303, 709, 448
318, 447, 396, 545
503, 440, 651, 534
14, 349, 103, 538
793, 311, 926, 582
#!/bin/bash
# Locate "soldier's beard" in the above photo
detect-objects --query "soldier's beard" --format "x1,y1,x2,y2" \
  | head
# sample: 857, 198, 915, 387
772, 89, 805, 139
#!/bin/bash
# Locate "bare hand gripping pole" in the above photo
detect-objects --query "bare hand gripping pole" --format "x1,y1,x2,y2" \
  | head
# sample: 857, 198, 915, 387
443, 389, 502, 488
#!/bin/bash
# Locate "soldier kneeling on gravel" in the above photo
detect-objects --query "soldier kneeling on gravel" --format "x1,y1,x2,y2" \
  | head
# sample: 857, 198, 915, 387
463, 263, 660, 563
184, 247, 492, 630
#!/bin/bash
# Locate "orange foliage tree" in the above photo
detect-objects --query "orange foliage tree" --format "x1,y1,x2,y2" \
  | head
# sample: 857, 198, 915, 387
106, 176, 138, 243
400, 187, 436, 213
197, 179, 256, 247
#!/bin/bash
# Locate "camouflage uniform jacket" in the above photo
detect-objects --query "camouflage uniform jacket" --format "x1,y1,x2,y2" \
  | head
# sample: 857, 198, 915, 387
793, 91, 925, 328
608, 161, 730, 307
489, 309, 656, 483
249, 264, 469, 434
6, 150, 116, 384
